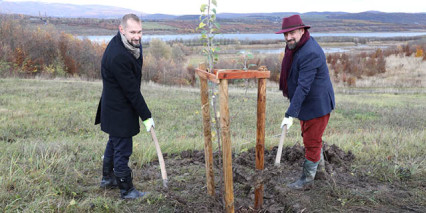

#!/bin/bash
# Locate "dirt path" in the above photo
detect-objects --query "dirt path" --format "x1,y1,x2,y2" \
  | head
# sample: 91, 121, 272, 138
132, 144, 425, 212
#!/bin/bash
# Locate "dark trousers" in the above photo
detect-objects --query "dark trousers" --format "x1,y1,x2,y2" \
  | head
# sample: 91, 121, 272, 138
300, 114, 330, 162
104, 135, 133, 177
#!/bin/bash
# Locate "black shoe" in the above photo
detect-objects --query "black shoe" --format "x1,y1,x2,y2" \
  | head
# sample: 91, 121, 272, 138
120, 188, 148, 199
100, 157, 117, 188
116, 173, 148, 199
100, 175, 118, 188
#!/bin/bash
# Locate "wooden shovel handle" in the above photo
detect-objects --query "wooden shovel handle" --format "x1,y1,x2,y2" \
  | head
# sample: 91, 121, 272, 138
274, 125, 287, 166
150, 128, 168, 187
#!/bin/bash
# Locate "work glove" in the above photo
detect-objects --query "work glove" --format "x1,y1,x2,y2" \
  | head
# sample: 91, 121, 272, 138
280, 115, 293, 130
143, 118, 155, 132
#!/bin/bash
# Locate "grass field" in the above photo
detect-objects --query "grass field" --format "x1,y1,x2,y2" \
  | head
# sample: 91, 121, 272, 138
0, 78, 425, 211
44, 21, 178, 36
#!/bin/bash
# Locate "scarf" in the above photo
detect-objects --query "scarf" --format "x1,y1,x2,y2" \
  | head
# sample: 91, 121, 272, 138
120, 33, 140, 59
279, 30, 310, 98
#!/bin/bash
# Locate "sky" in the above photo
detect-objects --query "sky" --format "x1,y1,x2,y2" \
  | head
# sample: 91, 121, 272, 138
3, 0, 426, 15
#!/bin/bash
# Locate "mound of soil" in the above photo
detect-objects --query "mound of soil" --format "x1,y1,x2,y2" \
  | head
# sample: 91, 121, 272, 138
135, 143, 424, 212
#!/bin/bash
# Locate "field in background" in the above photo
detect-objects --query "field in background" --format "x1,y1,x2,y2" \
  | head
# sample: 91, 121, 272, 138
354, 55, 426, 87
6, 11, 424, 35
0, 78, 425, 211
2, 14, 426, 92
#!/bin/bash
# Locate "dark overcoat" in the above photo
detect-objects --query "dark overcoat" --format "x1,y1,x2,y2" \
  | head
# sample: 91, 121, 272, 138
286, 37, 335, 121
95, 32, 151, 137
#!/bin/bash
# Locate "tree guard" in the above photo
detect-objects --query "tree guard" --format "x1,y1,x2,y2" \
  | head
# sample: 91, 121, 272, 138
195, 65, 270, 212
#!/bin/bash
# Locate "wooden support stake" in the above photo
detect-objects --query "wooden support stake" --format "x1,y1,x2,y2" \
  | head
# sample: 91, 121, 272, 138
254, 78, 266, 209
219, 79, 234, 213
199, 64, 215, 196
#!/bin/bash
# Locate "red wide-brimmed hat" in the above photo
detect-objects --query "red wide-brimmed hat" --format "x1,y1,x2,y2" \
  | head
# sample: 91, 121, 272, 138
275, 14, 310, 34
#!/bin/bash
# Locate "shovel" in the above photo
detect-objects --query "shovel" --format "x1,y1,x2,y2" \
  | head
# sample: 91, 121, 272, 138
150, 127, 168, 188
274, 125, 287, 166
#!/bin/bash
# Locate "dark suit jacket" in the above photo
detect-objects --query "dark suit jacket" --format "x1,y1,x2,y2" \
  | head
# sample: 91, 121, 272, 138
286, 37, 335, 121
95, 32, 151, 137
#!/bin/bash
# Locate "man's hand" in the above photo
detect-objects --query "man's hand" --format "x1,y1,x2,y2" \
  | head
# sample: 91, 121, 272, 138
143, 118, 155, 132
280, 116, 293, 130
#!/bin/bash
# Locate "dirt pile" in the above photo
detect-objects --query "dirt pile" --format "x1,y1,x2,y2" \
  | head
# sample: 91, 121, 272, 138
137, 144, 424, 212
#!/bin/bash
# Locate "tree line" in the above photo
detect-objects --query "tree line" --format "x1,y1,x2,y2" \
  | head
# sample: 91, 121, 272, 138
1, 15, 424, 87
0, 16, 193, 85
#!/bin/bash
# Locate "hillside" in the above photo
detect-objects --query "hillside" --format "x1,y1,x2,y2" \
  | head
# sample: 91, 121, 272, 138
0, 1, 145, 18
0, 1, 425, 34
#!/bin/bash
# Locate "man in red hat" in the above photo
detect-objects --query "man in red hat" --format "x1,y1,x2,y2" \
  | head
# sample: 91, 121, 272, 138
276, 14, 335, 189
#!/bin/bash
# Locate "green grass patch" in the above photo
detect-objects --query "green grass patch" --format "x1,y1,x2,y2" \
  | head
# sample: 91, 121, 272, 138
0, 78, 425, 211
142, 22, 178, 30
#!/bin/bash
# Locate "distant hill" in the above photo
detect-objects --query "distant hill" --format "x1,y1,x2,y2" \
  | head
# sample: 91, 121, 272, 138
329, 11, 426, 25
144, 14, 177, 20
0, 1, 425, 34
0, 1, 146, 18
1, 1, 425, 26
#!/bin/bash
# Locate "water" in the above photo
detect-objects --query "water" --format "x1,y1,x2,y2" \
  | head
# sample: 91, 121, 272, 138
251, 47, 348, 54
81, 32, 426, 43
80, 32, 425, 54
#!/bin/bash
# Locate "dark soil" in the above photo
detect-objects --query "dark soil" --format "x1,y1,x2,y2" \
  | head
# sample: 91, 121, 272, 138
126, 143, 425, 212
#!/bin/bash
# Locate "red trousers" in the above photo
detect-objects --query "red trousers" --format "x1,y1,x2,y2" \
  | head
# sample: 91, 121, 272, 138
300, 114, 330, 162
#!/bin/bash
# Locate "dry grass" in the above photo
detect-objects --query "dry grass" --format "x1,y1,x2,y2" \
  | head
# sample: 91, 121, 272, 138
355, 55, 426, 87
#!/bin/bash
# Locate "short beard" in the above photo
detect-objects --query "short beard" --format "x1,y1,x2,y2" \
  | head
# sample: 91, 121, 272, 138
128, 39, 140, 48
287, 40, 298, 50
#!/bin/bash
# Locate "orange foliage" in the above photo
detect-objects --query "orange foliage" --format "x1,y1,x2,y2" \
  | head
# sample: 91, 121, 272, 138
0, 16, 105, 78
415, 47, 424, 58
347, 77, 356, 86
13, 47, 26, 67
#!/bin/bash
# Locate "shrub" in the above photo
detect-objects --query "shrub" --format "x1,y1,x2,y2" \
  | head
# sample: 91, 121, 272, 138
0, 16, 104, 79
415, 47, 424, 58
142, 39, 191, 86
146, 38, 172, 60
186, 64, 196, 86
326, 47, 390, 82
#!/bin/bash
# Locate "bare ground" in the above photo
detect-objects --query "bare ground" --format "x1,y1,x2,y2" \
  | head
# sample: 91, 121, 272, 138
98, 144, 425, 212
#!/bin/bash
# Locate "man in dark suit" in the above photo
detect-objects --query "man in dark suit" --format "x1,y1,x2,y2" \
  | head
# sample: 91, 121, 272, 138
95, 14, 154, 199
276, 15, 335, 189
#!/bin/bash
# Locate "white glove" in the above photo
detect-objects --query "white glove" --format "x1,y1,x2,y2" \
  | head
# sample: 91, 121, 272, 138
280, 116, 293, 130
143, 118, 155, 132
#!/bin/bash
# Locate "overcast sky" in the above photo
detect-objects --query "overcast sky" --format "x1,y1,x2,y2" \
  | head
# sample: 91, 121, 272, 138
4, 0, 426, 15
